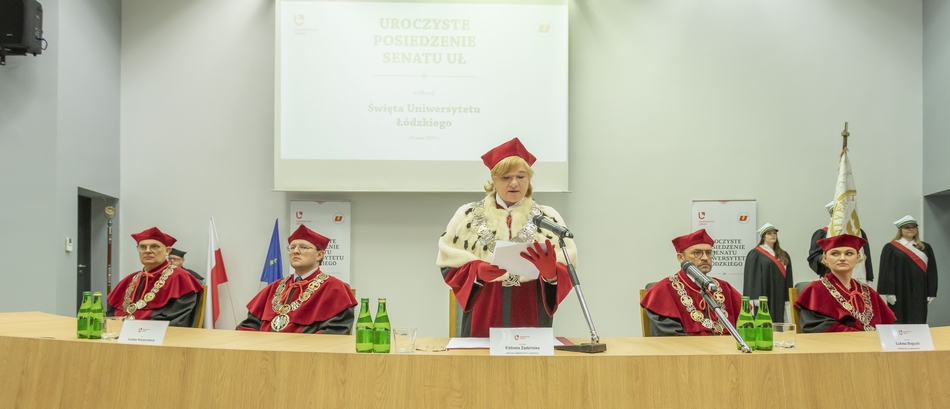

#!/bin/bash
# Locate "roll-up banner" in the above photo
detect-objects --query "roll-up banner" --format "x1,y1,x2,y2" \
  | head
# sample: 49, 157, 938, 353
691, 200, 756, 293
289, 200, 352, 284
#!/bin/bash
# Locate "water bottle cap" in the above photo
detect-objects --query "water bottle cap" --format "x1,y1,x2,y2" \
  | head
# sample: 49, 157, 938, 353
378, 298, 386, 303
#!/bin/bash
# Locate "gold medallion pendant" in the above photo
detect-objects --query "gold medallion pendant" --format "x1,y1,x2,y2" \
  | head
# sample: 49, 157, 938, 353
271, 314, 290, 332
143, 293, 155, 302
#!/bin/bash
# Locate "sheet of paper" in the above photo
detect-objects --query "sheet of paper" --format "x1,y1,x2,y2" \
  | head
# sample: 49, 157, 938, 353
491, 241, 543, 279
446, 336, 564, 350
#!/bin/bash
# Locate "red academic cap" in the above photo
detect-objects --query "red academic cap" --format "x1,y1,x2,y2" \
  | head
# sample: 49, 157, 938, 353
817, 234, 867, 252
481, 138, 537, 170
288, 224, 331, 250
672, 229, 714, 253
131, 227, 177, 247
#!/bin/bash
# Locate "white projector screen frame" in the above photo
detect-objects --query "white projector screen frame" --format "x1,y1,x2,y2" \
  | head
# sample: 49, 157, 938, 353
274, 0, 569, 192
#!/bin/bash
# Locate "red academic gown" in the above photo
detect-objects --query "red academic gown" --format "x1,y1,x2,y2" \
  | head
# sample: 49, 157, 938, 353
444, 259, 573, 337
107, 261, 204, 327
237, 272, 357, 334
640, 270, 742, 336
795, 273, 897, 332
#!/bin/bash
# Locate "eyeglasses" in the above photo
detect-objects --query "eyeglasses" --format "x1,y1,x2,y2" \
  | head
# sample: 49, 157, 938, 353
137, 244, 163, 252
287, 245, 316, 253
687, 250, 714, 258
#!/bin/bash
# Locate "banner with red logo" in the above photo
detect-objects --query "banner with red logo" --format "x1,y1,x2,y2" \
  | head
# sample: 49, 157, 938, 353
290, 201, 352, 283
691, 200, 757, 293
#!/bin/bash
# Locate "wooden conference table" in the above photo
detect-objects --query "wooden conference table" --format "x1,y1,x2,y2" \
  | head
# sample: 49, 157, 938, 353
1, 312, 949, 408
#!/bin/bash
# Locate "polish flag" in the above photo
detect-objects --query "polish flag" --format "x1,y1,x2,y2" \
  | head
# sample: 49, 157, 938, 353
204, 218, 235, 329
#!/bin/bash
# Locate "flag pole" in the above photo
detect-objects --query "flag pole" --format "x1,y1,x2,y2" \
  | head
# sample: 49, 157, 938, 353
841, 122, 849, 151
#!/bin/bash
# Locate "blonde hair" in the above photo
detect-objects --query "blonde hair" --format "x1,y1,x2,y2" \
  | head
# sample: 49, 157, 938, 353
483, 156, 534, 196
893, 229, 926, 250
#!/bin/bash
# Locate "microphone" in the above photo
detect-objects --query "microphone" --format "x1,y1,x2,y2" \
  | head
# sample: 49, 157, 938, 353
680, 260, 719, 293
532, 215, 574, 239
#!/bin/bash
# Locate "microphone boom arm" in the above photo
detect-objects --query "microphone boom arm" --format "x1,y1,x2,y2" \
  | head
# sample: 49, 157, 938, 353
553, 236, 607, 353
701, 289, 752, 353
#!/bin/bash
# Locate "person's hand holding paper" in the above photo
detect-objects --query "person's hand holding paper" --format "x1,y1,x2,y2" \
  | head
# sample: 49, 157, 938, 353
490, 240, 552, 280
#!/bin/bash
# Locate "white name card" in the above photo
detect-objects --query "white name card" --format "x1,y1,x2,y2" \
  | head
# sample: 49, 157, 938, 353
489, 327, 554, 356
117, 320, 169, 346
877, 324, 934, 352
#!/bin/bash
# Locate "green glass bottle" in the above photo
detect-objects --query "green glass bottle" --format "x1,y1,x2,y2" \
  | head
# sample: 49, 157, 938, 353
736, 296, 755, 350
355, 298, 374, 353
89, 292, 104, 339
77, 291, 92, 339
373, 298, 391, 353
754, 296, 773, 351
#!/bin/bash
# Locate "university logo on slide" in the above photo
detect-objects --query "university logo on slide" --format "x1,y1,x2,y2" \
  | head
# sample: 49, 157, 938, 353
294, 14, 305, 26
296, 211, 303, 219
333, 213, 345, 224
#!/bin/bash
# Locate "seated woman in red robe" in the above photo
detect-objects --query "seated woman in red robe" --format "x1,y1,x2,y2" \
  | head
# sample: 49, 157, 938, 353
795, 234, 896, 332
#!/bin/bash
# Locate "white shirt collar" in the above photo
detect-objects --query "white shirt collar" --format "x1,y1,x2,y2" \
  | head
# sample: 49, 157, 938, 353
495, 193, 524, 210
758, 244, 776, 257
294, 267, 319, 281
898, 237, 913, 247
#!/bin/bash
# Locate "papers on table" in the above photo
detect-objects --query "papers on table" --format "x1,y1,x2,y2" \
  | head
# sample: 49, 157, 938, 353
491, 241, 546, 279
446, 336, 565, 350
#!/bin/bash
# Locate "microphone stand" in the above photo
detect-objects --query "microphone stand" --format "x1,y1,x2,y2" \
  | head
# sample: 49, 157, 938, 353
553, 236, 607, 353
700, 289, 752, 353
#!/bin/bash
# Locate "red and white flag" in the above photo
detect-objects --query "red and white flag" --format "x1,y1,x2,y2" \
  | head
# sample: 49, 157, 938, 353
204, 218, 235, 329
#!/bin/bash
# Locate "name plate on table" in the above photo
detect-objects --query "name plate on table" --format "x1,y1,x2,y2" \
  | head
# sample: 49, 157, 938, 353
489, 327, 554, 356
877, 324, 934, 351
117, 320, 169, 345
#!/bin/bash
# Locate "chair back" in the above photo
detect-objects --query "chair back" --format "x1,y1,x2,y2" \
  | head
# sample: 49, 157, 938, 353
639, 285, 655, 337
448, 289, 461, 337
788, 287, 801, 333
192, 285, 208, 328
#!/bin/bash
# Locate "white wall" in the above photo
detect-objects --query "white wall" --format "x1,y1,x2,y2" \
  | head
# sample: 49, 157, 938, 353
0, 0, 121, 315
119, 0, 923, 337
924, 0, 950, 196
922, 0, 950, 327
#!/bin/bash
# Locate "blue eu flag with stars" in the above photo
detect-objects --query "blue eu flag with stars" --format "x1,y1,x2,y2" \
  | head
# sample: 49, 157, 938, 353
260, 219, 283, 284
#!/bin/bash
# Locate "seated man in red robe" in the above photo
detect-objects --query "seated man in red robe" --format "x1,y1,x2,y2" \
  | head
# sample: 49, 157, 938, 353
237, 225, 357, 334
640, 229, 742, 336
107, 227, 205, 327
795, 234, 896, 332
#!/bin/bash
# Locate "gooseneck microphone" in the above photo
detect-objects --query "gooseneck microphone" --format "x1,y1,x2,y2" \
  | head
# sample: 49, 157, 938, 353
532, 215, 574, 239
680, 260, 719, 293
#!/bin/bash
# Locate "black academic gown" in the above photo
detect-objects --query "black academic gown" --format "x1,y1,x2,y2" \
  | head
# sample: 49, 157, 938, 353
743, 246, 794, 323
877, 242, 938, 324
807, 228, 874, 281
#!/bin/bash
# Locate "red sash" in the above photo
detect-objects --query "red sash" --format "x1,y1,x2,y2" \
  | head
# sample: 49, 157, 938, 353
755, 246, 787, 277
890, 241, 927, 273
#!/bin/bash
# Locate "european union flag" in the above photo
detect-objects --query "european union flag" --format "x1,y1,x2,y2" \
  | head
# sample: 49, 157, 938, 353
260, 220, 283, 284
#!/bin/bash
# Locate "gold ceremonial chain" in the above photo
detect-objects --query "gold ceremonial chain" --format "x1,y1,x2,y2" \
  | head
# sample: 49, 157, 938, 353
469, 201, 545, 253
670, 274, 727, 335
819, 277, 875, 331
269, 273, 329, 332
122, 265, 175, 318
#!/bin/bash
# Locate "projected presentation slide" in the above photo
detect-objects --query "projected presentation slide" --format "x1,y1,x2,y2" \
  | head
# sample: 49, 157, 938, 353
278, 0, 568, 163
